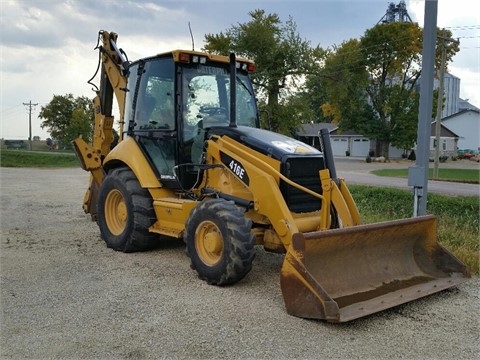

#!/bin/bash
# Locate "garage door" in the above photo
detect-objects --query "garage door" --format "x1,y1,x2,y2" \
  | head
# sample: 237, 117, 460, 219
351, 138, 370, 157
330, 137, 348, 156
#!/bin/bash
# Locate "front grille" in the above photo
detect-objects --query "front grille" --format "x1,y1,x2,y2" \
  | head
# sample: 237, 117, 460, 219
280, 156, 325, 213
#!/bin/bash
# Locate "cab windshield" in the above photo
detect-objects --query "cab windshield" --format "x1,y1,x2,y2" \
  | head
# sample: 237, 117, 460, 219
182, 64, 258, 140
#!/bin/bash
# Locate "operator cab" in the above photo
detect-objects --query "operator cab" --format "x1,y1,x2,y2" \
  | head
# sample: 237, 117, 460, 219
124, 51, 258, 188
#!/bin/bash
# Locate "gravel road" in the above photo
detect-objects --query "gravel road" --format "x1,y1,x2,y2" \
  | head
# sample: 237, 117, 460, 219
1, 167, 479, 359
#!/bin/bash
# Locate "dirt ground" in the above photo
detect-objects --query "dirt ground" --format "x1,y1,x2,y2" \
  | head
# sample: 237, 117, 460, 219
0, 167, 479, 359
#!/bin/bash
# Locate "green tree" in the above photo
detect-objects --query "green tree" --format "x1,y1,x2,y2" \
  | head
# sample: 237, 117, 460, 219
360, 22, 424, 156
203, 9, 320, 134
308, 22, 458, 158
39, 94, 94, 147
296, 74, 330, 124
318, 39, 373, 130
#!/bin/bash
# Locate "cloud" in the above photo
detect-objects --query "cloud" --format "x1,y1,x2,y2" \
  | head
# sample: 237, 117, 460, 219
0, 0, 191, 49
450, 65, 480, 106
1, 2, 62, 48
408, 0, 479, 28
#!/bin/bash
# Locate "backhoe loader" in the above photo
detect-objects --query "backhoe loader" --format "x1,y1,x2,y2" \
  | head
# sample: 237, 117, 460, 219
73, 30, 469, 323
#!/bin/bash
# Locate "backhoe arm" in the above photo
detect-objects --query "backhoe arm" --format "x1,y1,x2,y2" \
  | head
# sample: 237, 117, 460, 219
72, 30, 129, 217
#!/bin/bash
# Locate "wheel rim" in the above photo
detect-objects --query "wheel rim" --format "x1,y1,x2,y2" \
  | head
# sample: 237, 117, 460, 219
195, 220, 224, 266
105, 189, 128, 236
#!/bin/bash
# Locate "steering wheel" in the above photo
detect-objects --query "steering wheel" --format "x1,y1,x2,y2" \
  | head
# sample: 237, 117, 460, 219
199, 106, 227, 117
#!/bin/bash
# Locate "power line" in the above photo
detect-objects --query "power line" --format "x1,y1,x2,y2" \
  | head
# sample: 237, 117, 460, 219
22, 100, 38, 150
311, 27, 470, 80
445, 25, 480, 31
0, 104, 23, 114
457, 35, 480, 39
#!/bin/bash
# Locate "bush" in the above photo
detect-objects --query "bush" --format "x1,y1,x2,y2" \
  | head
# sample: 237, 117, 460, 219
408, 150, 416, 160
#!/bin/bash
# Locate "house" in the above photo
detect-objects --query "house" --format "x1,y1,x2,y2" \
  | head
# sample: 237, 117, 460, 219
329, 128, 372, 157
296, 123, 403, 158
428, 121, 459, 158
440, 109, 479, 152
296, 123, 373, 157
296, 122, 459, 159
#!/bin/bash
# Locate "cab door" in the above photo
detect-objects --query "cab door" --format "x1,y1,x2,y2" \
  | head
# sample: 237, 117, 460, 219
127, 57, 179, 186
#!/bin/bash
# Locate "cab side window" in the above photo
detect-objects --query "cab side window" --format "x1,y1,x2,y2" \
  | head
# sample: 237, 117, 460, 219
124, 64, 139, 133
134, 59, 175, 131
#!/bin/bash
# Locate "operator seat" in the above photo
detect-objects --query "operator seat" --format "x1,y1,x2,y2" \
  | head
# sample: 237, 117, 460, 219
136, 94, 156, 129
191, 120, 206, 163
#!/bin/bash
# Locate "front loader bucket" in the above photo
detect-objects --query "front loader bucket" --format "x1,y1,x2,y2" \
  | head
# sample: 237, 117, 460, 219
280, 215, 470, 323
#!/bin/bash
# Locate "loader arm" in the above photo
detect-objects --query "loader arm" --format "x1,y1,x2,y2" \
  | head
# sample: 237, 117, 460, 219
204, 134, 360, 248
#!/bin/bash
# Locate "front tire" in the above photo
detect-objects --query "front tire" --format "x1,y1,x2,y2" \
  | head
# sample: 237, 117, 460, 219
97, 167, 156, 252
185, 199, 256, 285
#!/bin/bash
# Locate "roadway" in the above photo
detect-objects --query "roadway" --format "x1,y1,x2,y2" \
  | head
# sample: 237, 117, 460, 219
334, 157, 479, 197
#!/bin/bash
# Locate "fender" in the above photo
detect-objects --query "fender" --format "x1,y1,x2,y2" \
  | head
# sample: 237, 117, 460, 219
103, 136, 162, 189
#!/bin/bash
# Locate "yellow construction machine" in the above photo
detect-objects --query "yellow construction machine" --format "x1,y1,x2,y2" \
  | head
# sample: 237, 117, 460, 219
73, 31, 469, 323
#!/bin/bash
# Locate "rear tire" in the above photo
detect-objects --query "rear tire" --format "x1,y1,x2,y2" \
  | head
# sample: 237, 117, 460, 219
185, 199, 256, 285
97, 167, 156, 252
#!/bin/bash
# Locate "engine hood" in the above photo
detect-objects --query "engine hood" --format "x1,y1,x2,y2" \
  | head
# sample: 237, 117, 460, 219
208, 126, 321, 161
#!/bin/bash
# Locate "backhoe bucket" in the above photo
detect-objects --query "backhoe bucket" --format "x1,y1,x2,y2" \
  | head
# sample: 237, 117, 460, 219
280, 215, 470, 323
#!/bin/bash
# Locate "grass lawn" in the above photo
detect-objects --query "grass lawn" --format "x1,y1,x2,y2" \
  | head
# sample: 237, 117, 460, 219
0, 149, 79, 168
371, 168, 479, 184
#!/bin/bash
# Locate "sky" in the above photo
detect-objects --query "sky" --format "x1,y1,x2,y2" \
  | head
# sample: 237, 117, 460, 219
1, 0, 479, 140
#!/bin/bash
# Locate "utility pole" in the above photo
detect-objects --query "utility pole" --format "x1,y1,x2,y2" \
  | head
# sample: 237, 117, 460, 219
23, 100, 38, 151
408, 0, 437, 217
433, 32, 459, 179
